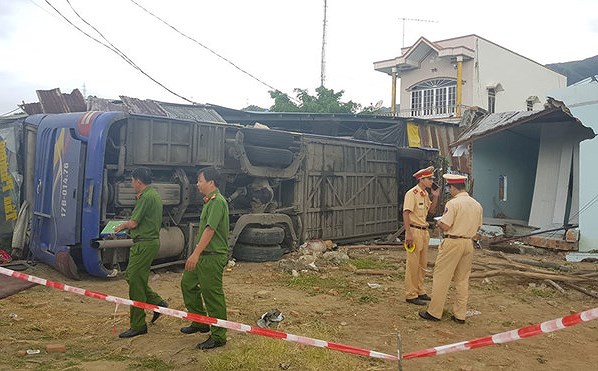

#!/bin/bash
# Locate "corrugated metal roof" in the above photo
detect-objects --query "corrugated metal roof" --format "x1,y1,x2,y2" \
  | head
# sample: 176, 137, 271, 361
20, 88, 86, 114
85, 96, 225, 123
159, 102, 226, 123
454, 110, 538, 145
119, 96, 168, 116
19, 102, 43, 115
63, 89, 86, 112
87, 97, 128, 112
451, 100, 589, 147
37, 88, 70, 113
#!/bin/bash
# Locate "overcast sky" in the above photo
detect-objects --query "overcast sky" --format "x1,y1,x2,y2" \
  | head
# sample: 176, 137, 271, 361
1, 0, 597, 115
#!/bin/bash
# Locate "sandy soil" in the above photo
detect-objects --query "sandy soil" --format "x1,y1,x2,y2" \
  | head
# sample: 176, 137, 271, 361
1, 245, 597, 371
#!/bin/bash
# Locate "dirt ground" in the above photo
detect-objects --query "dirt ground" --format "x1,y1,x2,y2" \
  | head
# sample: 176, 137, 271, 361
1, 245, 597, 371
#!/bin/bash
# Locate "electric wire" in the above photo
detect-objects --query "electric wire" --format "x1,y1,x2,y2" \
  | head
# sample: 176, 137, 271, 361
44, 0, 195, 104
0, 107, 24, 117
128, 0, 299, 104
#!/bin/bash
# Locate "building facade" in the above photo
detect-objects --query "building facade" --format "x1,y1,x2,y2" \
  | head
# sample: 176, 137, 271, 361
374, 35, 567, 119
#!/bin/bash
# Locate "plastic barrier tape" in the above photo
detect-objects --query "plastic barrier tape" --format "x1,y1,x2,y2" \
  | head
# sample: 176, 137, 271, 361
1, 266, 596, 361
0, 267, 397, 361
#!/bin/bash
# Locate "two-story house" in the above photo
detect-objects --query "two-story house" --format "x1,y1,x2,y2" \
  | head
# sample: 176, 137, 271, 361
374, 34, 566, 119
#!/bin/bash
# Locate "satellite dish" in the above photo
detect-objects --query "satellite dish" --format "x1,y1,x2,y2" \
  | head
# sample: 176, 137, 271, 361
374, 100, 383, 109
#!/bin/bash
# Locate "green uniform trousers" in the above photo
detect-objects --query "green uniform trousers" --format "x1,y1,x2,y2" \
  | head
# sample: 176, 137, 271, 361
125, 240, 163, 329
181, 254, 228, 343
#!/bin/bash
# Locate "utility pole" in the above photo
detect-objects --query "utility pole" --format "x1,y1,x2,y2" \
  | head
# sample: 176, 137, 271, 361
399, 17, 438, 48
320, 0, 328, 87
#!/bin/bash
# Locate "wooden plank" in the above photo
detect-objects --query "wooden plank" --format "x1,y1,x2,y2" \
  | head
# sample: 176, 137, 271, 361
523, 235, 578, 251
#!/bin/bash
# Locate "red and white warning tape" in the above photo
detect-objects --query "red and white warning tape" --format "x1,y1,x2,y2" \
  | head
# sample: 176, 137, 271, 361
402, 306, 598, 359
1, 266, 596, 362
0, 267, 397, 361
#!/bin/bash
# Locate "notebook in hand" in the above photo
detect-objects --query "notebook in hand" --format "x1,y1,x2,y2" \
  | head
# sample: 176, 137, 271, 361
100, 220, 128, 237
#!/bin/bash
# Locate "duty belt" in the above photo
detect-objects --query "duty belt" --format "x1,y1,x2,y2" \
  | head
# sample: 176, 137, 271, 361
444, 235, 471, 239
410, 224, 428, 230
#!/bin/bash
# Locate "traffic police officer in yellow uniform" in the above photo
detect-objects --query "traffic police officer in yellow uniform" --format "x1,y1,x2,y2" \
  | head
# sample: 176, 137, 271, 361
403, 166, 439, 306
419, 174, 483, 323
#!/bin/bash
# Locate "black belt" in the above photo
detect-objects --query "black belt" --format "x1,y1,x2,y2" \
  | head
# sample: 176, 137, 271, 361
444, 235, 471, 239
201, 251, 227, 256
132, 238, 159, 243
410, 224, 428, 230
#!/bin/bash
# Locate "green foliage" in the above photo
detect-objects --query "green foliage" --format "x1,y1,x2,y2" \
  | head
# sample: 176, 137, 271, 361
241, 105, 267, 112
269, 86, 360, 114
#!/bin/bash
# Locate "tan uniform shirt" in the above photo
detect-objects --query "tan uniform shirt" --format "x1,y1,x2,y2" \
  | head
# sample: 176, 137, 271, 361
440, 192, 483, 238
403, 184, 431, 227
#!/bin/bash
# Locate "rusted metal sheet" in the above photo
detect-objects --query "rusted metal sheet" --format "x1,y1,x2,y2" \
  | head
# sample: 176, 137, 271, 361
19, 102, 43, 115
36, 88, 70, 113
62, 89, 86, 112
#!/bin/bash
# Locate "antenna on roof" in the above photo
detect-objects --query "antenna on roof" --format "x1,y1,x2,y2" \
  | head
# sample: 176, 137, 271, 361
320, 0, 328, 87
398, 17, 438, 48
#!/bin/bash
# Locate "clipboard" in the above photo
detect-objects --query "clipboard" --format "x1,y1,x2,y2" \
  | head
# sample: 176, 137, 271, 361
100, 220, 128, 237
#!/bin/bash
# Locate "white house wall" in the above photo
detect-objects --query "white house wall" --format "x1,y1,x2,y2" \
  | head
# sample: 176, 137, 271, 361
399, 53, 473, 115
475, 39, 567, 112
389, 35, 567, 117
550, 80, 598, 252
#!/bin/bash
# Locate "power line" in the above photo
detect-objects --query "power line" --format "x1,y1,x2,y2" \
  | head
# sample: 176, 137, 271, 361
43, 0, 195, 104
0, 107, 23, 117
128, 0, 296, 103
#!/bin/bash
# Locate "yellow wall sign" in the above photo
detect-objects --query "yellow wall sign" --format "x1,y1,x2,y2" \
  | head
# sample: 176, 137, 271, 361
0, 140, 17, 221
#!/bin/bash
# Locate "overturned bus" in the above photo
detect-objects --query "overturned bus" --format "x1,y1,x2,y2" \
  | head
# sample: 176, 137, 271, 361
6, 111, 401, 279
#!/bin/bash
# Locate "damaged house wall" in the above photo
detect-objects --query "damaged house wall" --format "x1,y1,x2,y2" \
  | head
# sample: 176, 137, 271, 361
549, 77, 598, 252
528, 122, 583, 229
472, 128, 539, 221
453, 102, 594, 235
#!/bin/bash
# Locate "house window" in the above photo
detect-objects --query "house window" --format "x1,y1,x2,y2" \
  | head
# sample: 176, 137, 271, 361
409, 79, 457, 117
526, 100, 533, 111
488, 88, 496, 113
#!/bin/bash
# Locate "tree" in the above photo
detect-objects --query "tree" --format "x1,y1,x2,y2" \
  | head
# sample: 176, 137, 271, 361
269, 86, 360, 114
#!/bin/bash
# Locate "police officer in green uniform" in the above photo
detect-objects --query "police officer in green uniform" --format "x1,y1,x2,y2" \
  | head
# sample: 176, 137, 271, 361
115, 167, 168, 338
180, 167, 229, 350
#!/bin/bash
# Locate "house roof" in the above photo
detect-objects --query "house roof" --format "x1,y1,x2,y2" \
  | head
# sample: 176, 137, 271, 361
452, 99, 596, 146
374, 34, 565, 78
374, 35, 476, 75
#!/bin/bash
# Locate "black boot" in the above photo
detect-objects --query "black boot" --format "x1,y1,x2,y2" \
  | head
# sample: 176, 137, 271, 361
151, 300, 168, 324
119, 325, 148, 338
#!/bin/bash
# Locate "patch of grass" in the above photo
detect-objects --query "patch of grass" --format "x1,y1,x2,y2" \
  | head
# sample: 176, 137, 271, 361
529, 288, 557, 298
129, 356, 173, 370
357, 295, 379, 304
348, 258, 392, 270
285, 274, 352, 296
203, 333, 363, 370
104, 354, 130, 362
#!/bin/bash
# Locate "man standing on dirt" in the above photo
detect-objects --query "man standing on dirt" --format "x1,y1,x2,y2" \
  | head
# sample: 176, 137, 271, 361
114, 167, 168, 338
403, 166, 440, 306
181, 167, 229, 350
419, 174, 482, 324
